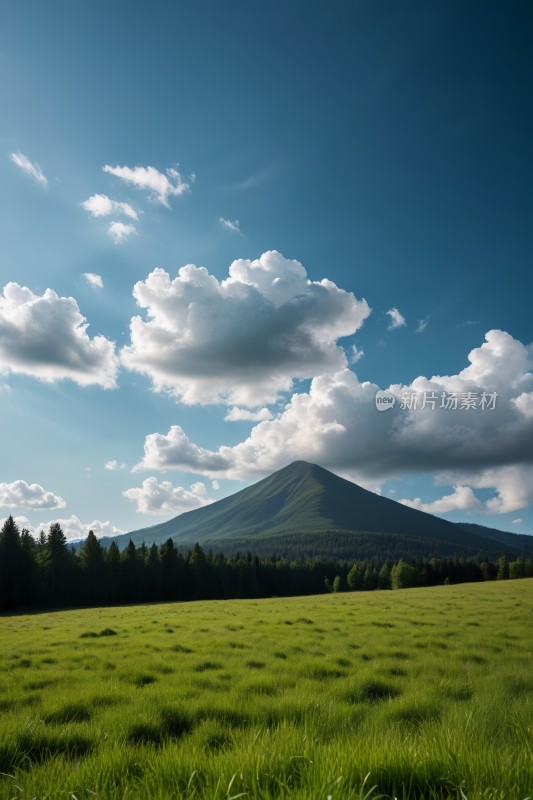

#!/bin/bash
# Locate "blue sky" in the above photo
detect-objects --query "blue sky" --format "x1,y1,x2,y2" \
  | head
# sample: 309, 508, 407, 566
0, 1, 532, 539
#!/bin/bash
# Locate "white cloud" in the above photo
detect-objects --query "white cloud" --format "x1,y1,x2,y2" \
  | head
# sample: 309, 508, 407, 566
348, 345, 364, 364
386, 307, 406, 330
399, 486, 481, 513
0, 515, 123, 542
121, 250, 371, 407
512, 391, 533, 420
9, 151, 48, 187
219, 217, 241, 233
81, 194, 138, 220
108, 221, 136, 244
0, 282, 118, 388
416, 316, 429, 334
133, 330, 533, 515
512, 519, 522, 524
103, 164, 190, 207
104, 459, 126, 471
224, 407, 272, 422
211, 480, 220, 491
123, 477, 212, 515
35, 516, 124, 541
0, 480, 66, 510
83, 272, 104, 289
448, 466, 533, 515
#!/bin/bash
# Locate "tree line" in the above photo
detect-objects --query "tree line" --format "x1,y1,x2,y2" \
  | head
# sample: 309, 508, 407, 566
0, 516, 531, 612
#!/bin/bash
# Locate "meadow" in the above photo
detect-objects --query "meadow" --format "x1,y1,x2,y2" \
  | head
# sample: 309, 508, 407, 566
0, 580, 531, 800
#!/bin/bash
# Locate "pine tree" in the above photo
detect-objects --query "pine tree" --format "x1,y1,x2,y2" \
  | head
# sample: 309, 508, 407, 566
390, 559, 417, 589
106, 541, 121, 603
145, 543, 162, 600
377, 562, 390, 589
42, 523, 76, 604
496, 555, 509, 580
0, 516, 22, 610
80, 531, 106, 603
509, 558, 524, 580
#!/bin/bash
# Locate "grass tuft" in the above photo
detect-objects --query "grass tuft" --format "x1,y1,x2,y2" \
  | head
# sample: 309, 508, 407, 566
348, 679, 400, 703
44, 702, 92, 724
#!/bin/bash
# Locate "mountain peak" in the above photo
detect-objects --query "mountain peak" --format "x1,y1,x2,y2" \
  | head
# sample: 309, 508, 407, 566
103, 460, 519, 559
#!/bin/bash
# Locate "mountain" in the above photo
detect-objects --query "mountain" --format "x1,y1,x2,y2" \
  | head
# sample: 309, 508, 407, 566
455, 522, 533, 553
99, 461, 523, 559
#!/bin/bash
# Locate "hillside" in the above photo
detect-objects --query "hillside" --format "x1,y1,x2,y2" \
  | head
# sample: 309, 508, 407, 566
100, 461, 522, 558
456, 522, 533, 553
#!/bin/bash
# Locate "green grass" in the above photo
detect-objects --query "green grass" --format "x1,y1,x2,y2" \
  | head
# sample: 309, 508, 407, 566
0, 580, 532, 799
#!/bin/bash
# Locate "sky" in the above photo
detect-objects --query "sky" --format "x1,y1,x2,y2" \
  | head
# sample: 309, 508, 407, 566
0, 0, 532, 540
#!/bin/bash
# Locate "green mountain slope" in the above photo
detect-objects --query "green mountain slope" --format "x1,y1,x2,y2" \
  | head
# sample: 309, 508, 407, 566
455, 522, 533, 553
101, 461, 522, 557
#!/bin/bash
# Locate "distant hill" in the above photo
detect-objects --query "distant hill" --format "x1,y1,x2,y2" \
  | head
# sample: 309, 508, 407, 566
99, 461, 523, 559
455, 522, 533, 553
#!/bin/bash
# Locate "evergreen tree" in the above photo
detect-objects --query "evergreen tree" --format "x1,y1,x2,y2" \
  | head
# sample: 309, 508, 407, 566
106, 541, 121, 603
0, 516, 23, 610
122, 540, 142, 602
377, 562, 390, 589
497, 555, 509, 580
189, 543, 208, 598
390, 559, 417, 589
363, 566, 377, 591
80, 531, 106, 604
145, 543, 162, 600
347, 562, 364, 590
508, 558, 523, 580
41, 523, 77, 604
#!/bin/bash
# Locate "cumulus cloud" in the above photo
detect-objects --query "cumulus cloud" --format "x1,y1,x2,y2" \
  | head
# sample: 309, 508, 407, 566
121, 250, 371, 407
108, 221, 136, 244
34, 516, 124, 541
133, 329, 533, 514
81, 193, 138, 220
512, 391, 533, 420
104, 459, 125, 471
0, 515, 124, 541
123, 477, 212, 515
446, 466, 533, 514
224, 407, 272, 422
103, 164, 190, 207
386, 307, 406, 330
399, 486, 481, 513
0, 283, 118, 387
0, 480, 66, 510
219, 217, 241, 233
83, 272, 104, 289
9, 151, 48, 187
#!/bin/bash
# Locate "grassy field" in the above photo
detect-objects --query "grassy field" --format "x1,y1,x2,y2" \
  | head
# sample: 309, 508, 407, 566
0, 580, 532, 800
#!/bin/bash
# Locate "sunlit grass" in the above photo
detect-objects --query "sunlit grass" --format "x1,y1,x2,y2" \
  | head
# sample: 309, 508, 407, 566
0, 580, 532, 798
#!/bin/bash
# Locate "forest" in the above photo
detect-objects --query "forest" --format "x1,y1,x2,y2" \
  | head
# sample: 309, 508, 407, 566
0, 515, 532, 612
